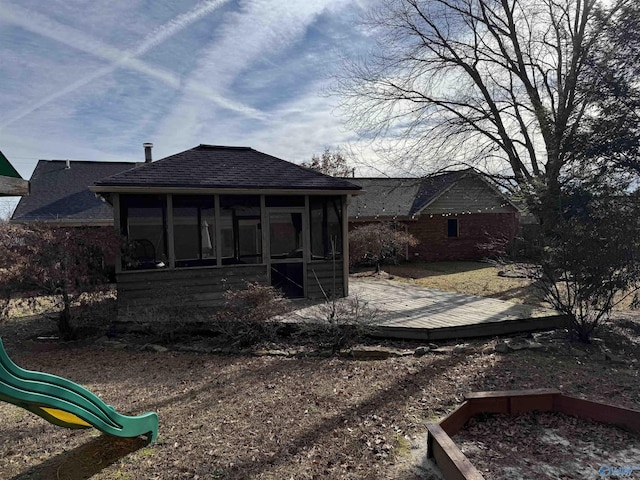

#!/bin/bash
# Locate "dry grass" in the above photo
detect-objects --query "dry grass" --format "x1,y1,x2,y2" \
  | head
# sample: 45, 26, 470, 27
378, 261, 544, 306
368, 261, 638, 311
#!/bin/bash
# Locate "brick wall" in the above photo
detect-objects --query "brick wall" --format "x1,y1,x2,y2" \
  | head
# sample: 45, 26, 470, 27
406, 213, 519, 261
349, 213, 519, 263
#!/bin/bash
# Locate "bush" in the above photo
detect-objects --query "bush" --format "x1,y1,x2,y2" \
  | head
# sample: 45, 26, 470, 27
537, 187, 640, 342
213, 282, 292, 348
349, 223, 418, 272
298, 295, 379, 353
0, 223, 120, 338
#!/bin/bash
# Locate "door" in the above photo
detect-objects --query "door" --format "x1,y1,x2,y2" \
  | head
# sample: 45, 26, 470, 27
267, 208, 306, 298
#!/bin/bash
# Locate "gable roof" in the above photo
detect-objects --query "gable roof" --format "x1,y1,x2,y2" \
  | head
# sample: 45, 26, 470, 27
349, 171, 469, 219
347, 177, 424, 219
349, 170, 517, 219
93, 145, 362, 192
12, 160, 136, 225
411, 170, 469, 214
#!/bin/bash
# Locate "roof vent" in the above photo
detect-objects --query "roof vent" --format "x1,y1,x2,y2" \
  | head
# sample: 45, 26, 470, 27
143, 143, 153, 163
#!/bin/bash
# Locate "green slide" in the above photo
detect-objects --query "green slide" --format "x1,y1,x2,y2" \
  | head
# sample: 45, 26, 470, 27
0, 339, 158, 442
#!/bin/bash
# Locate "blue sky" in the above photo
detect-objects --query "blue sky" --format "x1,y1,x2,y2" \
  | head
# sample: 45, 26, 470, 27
0, 0, 381, 213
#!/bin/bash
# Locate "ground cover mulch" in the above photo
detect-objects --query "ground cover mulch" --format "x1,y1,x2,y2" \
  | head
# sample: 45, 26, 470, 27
2, 263, 640, 480
1, 308, 638, 480
454, 410, 640, 479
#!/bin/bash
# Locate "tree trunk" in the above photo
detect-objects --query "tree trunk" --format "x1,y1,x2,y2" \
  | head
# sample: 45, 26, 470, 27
58, 286, 74, 340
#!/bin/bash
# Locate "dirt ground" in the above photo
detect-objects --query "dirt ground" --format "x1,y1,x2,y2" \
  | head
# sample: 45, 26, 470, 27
0, 264, 638, 479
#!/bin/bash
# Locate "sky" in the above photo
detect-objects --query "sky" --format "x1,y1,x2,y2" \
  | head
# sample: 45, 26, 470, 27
0, 0, 381, 214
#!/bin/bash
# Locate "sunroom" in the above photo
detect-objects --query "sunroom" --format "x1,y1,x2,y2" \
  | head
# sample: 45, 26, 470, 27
91, 144, 361, 313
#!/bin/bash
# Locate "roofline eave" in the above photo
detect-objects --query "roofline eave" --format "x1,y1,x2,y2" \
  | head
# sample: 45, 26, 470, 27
10, 218, 114, 227
349, 215, 416, 222
90, 185, 362, 196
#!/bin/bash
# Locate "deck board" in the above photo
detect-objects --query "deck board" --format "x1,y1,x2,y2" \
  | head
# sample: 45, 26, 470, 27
290, 277, 567, 341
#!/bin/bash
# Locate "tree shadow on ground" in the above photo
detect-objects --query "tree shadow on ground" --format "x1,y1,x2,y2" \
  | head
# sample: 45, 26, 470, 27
9, 435, 148, 480
488, 281, 545, 306
385, 261, 491, 279
217, 354, 465, 479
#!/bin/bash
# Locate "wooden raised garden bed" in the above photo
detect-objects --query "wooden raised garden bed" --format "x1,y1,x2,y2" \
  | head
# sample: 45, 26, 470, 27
426, 388, 640, 480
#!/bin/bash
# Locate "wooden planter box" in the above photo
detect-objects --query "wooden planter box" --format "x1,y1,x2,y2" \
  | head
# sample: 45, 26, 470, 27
426, 389, 640, 480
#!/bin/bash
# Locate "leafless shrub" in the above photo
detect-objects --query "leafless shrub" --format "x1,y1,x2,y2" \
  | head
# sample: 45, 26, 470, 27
305, 295, 380, 353
213, 282, 292, 348
349, 223, 418, 273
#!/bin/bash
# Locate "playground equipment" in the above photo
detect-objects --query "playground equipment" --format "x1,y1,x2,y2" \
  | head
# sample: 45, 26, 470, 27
0, 339, 158, 442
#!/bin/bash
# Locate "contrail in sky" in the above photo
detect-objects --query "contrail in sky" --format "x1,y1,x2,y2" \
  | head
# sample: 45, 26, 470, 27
0, 0, 264, 131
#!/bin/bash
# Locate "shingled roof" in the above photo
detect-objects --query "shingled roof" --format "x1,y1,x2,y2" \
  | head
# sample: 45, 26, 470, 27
349, 170, 470, 219
12, 160, 136, 225
351, 169, 520, 219
94, 145, 362, 192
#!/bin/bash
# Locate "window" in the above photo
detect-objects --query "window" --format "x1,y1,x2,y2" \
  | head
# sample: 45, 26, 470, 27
120, 195, 167, 270
220, 195, 262, 264
309, 196, 343, 260
447, 218, 459, 238
270, 212, 303, 259
173, 196, 216, 267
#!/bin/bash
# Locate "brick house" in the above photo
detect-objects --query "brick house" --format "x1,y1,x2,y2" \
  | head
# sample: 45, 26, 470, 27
348, 170, 520, 261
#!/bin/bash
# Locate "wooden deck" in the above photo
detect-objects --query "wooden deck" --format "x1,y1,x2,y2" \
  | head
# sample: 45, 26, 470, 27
291, 277, 568, 341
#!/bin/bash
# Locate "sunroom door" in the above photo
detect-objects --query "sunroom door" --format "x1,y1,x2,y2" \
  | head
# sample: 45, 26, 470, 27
267, 208, 306, 298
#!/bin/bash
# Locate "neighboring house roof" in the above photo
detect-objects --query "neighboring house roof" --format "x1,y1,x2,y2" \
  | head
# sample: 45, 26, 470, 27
93, 145, 362, 192
12, 160, 136, 225
0, 150, 29, 196
347, 177, 425, 218
349, 170, 518, 220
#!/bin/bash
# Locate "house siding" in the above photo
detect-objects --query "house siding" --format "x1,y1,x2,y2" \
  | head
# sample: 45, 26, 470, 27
420, 175, 514, 214
116, 264, 267, 317
307, 260, 344, 299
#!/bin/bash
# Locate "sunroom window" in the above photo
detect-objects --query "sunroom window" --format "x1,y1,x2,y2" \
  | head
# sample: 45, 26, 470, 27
120, 195, 167, 270
173, 195, 216, 267
220, 195, 262, 264
309, 196, 342, 260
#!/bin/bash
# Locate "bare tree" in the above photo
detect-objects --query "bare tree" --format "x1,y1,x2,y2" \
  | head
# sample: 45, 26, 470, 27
337, 0, 640, 341
337, 0, 640, 227
302, 148, 353, 177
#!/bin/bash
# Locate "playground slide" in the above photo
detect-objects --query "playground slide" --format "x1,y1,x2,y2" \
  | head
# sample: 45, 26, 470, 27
0, 338, 158, 442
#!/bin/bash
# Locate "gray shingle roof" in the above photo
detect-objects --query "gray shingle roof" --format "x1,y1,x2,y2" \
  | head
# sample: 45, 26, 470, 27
12, 160, 136, 224
348, 178, 423, 218
348, 171, 469, 219
95, 145, 362, 191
